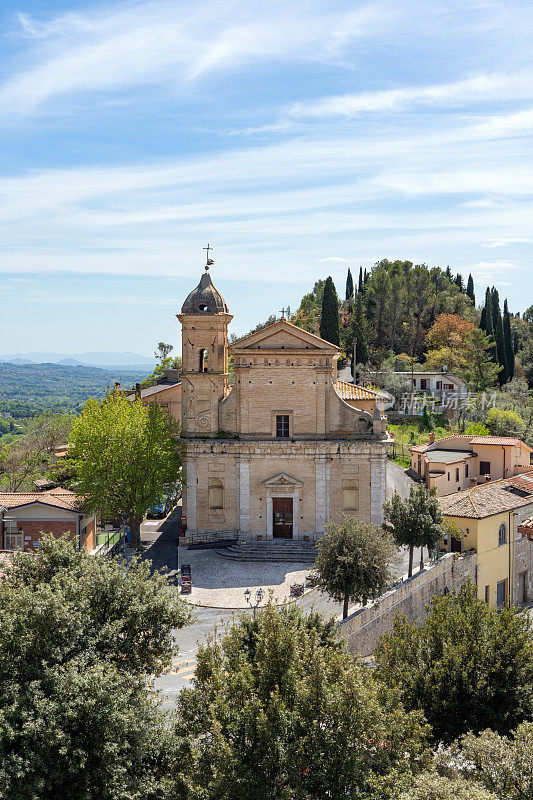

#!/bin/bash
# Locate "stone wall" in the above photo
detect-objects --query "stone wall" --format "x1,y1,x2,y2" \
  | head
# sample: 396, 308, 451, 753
338, 553, 477, 657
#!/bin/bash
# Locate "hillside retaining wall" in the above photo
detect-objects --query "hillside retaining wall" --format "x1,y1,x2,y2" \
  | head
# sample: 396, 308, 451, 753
338, 552, 477, 657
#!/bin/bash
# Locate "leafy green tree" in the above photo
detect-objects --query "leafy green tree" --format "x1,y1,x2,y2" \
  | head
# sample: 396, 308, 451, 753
142, 341, 181, 388
174, 604, 430, 800
466, 274, 476, 306
351, 291, 370, 368
345, 266, 354, 300
375, 582, 533, 744
383, 485, 442, 578
71, 391, 184, 549
399, 773, 498, 800
463, 328, 501, 390
319, 275, 340, 346
436, 721, 533, 800
0, 535, 190, 800
315, 515, 396, 618
485, 407, 526, 437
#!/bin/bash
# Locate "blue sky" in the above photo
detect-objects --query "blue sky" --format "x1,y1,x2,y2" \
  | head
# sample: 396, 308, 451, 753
1, 0, 533, 355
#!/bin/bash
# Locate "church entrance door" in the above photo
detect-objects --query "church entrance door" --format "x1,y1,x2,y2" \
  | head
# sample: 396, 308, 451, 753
272, 497, 293, 538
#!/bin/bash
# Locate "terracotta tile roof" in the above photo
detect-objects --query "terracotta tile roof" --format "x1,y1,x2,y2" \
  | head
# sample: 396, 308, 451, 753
439, 472, 533, 519
0, 489, 81, 512
410, 444, 428, 453
518, 517, 533, 531
334, 380, 379, 401
470, 436, 532, 448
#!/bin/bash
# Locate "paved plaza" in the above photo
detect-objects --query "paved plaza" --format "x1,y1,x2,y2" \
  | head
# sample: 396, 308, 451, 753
177, 547, 314, 608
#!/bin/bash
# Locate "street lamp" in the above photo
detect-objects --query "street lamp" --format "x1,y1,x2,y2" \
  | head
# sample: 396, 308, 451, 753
244, 587, 265, 618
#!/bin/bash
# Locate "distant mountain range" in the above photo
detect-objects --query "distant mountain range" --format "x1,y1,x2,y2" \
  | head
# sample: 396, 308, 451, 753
0, 351, 155, 370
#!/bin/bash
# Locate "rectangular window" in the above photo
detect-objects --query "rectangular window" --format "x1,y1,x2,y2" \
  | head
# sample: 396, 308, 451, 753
448, 472, 450, 481
479, 461, 491, 475
465, 464, 469, 478
498, 523, 507, 546
420, 378, 427, 390
484, 584, 490, 603
436, 380, 442, 390
276, 415, 290, 438
455, 468, 460, 482
497, 579, 507, 609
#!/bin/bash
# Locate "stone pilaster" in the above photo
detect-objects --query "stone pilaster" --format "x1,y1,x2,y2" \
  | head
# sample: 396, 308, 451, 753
238, 459, 250, 533
370, 456, 386, 526
185, 459, 197, 534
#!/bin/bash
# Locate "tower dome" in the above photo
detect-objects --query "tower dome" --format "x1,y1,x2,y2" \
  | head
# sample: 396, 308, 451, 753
181, 268, 228, 315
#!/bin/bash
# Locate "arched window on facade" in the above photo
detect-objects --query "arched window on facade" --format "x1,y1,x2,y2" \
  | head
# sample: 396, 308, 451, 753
498, 523, 507, 546
199, 348, 208, 373
342, 479, 359, 511
208, 479, 224, 510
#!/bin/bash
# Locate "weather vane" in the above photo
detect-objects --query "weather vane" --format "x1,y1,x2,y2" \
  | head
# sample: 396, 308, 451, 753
203, 243, 214, 270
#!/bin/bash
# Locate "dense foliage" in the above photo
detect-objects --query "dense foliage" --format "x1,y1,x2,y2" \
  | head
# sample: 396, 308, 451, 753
374, 582, 533, 744
173, 604, 430, 800
436, 721, 533, 800
0, 535, 190, 800
71, 391, 184, 548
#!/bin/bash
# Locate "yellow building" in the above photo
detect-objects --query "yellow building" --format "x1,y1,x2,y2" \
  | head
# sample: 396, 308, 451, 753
439, 472, 533, 609
410, 434, 533, 496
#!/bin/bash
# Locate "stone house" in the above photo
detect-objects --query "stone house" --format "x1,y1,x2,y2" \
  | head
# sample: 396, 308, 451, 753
129, 370, 182, 424
0, 488, 96, 553
410, 434, 533, 496
439, 472, 533, 609
178, 267, 388, 542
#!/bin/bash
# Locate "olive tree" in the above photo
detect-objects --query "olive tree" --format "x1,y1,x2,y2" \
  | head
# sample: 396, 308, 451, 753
314, 515, 397, 619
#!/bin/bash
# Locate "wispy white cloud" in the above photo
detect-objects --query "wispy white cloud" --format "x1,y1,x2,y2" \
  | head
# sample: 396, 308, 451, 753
0, 0, 387, 116
481, 237, 531, 248
288, 73, 533, 118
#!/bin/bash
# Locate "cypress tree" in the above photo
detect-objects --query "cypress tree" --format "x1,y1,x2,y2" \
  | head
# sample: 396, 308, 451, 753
503, 299, 515, 380
454, 273, 464, 292
351, 292, 369, 375
491, 286, 500, 334
481, 288, 492, 336
345, 268, 354, 300
358, 266, 364, 295
319, 276, 340, 346
445, 266, 453, 282
490, 288, 508, 384
466, 274, 475, 306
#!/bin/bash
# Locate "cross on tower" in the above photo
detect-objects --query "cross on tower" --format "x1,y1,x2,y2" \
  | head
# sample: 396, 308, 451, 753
279, 307, 286, 320
203, 243, 214, 269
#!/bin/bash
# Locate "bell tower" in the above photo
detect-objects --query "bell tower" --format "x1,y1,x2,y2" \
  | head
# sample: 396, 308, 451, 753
177, 258, 232, 437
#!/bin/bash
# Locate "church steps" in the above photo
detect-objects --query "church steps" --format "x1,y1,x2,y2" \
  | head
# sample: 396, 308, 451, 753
216, 540, 317, 563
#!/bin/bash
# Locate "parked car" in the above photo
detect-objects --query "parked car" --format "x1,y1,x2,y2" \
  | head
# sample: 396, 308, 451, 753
146, 491, 181, 519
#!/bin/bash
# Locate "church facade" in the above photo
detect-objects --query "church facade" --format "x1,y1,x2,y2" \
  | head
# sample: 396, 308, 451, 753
178, 267, 388, 541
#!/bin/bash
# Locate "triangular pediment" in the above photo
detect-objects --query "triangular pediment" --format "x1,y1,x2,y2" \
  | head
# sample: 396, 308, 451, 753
262, 472, 304, 487
229, 320, 339, 353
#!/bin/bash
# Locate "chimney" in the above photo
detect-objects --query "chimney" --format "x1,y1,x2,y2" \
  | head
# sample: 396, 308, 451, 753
485, 474, 492, 483
135, 383, 141, 399
429, 432, 435, 444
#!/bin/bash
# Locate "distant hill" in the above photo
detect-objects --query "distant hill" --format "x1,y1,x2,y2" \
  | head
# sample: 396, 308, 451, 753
0, 351, 154, 369
0, 361, 151, 417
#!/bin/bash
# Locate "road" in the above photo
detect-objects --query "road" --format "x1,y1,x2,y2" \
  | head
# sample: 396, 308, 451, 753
143, 462, 419, 703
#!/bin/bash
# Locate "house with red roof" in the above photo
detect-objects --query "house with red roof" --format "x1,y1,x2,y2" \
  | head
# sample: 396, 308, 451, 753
410, 434, 533, 496
0, 488, 96, 553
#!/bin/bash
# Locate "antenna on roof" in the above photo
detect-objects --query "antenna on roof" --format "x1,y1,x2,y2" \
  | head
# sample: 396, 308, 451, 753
203, 243, 214, 270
